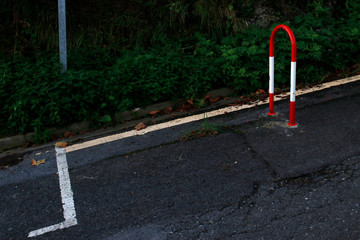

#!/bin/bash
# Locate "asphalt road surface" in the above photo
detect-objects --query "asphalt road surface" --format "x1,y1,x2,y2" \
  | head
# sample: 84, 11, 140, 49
1, 81, 360, 240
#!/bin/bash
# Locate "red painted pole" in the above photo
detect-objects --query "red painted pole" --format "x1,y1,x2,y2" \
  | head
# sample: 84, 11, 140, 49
268, 24, 297, 126
269, 25, 297, 61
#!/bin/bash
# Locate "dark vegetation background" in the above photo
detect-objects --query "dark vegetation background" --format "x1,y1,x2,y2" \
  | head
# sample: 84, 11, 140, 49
0, 0, 359, 142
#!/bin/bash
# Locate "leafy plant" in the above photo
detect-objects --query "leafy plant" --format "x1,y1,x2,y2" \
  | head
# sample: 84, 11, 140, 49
180, 114, 225, 142
1, 0, 359, 141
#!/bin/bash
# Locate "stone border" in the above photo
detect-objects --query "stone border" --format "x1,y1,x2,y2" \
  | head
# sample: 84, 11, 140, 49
0, 88, 234, 153
1, 74, 360, 154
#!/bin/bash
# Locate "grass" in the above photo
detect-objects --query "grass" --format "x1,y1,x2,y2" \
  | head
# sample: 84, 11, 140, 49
179, 114, 228, 142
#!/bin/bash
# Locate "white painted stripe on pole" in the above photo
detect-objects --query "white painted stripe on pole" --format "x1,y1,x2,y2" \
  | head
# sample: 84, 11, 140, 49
269, 57, 274, 93
290, 61, 297, 102
65, 75, 360, 153
28, 147, 77, 237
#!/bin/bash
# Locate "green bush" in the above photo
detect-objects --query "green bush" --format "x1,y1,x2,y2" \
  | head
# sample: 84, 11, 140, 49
1, 1, 360, 142
0, 44, 223, 140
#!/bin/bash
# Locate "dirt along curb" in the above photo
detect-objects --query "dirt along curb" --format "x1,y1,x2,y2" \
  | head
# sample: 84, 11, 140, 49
1, 74, 360, 156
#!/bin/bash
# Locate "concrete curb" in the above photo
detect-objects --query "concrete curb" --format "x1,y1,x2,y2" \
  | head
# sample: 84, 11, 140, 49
0, 88, 234, 154
1, 74, 359, 155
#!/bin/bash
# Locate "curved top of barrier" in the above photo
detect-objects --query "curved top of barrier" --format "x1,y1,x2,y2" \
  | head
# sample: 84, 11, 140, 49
269, 24, 297, 62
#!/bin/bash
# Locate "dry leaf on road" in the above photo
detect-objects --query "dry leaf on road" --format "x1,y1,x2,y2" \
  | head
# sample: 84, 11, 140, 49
208, 96, 222, 104
163, 107, 173, 114
149, 110, 160, 116
63, 131, 74, 138
55, 142, 68, 148
256, 89, 266, 95
135, 122, 146, 131
31, 159, 46, 166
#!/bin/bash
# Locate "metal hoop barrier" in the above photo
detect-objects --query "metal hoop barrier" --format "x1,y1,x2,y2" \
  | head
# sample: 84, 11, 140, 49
268, 24, 297, 126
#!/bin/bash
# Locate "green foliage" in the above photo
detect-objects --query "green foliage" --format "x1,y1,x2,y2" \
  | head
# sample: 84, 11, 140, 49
1, 0, 360, 141
218, 27, 268, 92
0, 43, 222, 137
293, 1, 360, 83
180, 114, 225, 142
1, 0, 248, 55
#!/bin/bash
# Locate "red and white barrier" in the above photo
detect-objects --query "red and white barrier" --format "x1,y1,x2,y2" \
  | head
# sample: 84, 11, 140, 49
268, 24, 297, 126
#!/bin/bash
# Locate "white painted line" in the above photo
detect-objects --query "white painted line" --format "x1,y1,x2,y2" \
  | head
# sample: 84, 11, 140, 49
28, 221, 76, 238
28, 147, 77, 238
55, 147, 77, 223
66, 75, 360, 153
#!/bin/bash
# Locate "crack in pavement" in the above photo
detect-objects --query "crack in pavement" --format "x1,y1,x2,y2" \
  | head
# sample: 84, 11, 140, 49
161, 155, 360, 239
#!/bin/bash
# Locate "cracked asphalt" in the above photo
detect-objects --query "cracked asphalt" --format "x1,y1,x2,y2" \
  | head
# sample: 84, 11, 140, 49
1, 81, 360, 239
161, 155, 360, 240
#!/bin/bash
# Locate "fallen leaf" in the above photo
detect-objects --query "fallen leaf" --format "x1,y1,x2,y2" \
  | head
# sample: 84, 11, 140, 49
31, 159, 46, 166
135, 122, 146, 131
209, 96, 222, 104
176, 100, 197, 112
204, 94, 212, 101
149, 110, 160, 116
186, 99, 194, 105
22, 142, 31, 148
227, 100, 242, 106
55, 142, 68, 148
163, 107, 173, 114
257, 89, 266, 94
64, 131, 74, 138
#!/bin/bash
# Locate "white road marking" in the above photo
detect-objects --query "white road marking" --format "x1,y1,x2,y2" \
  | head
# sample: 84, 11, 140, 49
28, 147, 77, 238
66, 75, 360, 153
28, 221, 76, 238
